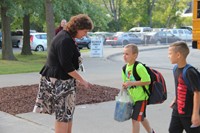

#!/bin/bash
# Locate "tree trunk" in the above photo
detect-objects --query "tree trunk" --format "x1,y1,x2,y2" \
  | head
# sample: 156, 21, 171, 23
45, 0, 55, 52
21, 14, 32, 55
165, 0, 176, 28
1, 6, 17, 60
147, 0, 156, 27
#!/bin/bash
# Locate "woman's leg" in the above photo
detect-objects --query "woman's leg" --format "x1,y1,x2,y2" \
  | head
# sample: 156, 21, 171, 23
67, 121, 73, 133
55, 121, 72, 133
54, 79, 76, 133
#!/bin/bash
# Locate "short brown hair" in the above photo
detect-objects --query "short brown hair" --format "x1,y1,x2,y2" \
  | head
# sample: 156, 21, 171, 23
65, 14, 94, 37
124, 44, 138, 54
169, 41, 189, 58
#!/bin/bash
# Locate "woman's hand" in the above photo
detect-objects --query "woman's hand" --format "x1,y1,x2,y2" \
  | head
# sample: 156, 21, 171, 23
80, 79, 92, 89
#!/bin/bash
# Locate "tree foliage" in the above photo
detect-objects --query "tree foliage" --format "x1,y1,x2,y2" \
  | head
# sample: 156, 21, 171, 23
0, 0, 192, 59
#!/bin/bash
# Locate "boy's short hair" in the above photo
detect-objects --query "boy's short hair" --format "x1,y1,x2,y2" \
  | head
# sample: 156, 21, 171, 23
124, 44, 138, 54
169, 41, 189, 58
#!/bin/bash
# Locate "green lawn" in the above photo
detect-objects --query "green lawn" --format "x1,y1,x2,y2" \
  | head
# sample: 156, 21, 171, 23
0, 49, 89, 75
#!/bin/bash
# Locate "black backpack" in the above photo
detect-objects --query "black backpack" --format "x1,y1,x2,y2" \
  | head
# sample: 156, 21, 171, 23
122, 61, 167, 105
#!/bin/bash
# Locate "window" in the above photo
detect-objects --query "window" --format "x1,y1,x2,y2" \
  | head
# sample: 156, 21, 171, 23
122, 34, 128, 37
172, 30, 177, 34
36, 34, 47, 39
184, 29, 191, 34
129, 34, 137, 38
178, 30, 184, 34
159, 32, 165, 37
166, 32, 173, 37
198, 1, 200, 18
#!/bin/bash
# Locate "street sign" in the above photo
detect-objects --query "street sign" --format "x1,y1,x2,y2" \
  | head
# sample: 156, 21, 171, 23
90, 37, 103, 57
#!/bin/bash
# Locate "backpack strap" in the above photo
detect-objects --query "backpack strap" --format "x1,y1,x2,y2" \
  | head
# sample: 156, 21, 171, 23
173, 64, 192, 88
122, 61, 150, 96
182, 64, 192, 87
122, 64, 127, 75
132, 61, 140, 80
122, 61, 140, 80
133, 61, 150, 96
122, 61, 140, 88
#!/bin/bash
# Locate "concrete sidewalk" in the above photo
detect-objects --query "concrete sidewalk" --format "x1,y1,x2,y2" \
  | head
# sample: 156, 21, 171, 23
0, 45, 178, 133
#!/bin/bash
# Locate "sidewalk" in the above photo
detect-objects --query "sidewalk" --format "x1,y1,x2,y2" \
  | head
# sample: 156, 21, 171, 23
0, 45, 177, 133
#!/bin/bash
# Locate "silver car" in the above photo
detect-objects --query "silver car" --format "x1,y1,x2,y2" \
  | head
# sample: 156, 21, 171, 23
19, 33, 47, 51
106, 32, 143, 47
147, 31, 181, 45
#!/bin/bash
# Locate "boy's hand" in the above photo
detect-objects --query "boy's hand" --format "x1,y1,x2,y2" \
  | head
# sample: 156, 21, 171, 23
192, 113, 200, 127
122, 81, 133, 89
169, 101, 175, 108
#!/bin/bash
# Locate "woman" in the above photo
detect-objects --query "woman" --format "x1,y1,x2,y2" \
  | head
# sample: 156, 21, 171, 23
55, 19, 67, 35
33, 14, 93, 133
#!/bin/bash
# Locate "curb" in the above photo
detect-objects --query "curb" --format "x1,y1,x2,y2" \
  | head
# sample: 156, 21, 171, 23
107, 45, 169, 61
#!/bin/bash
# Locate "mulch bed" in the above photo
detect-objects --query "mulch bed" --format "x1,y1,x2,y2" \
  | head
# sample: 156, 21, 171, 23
0, 83, 119, 115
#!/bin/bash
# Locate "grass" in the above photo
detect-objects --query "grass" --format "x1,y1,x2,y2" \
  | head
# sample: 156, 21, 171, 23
0, 49, 89, 75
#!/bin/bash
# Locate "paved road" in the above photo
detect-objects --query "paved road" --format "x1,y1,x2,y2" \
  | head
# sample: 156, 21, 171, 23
0, 44, 199, 133
110, 47, 200, 70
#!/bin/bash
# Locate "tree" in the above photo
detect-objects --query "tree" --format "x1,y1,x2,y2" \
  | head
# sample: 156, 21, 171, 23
21, 14, 32, 55
146, 0, 156, 27
45, 0, 55, 51
12, 0, 44, 55
153, 0, 190, 28
102, 0, 122, 31
0, 0, 17, 60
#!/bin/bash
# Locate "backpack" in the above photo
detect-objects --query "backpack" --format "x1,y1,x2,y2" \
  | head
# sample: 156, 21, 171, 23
122, 61, 167, 105
173, 64, 200, 89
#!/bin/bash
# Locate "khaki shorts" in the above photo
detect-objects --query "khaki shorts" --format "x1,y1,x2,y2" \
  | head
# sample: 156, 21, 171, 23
33, 77, 76, 122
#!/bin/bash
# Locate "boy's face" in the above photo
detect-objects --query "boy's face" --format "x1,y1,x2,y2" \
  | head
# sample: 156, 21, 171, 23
168, 46, 180, 64
123, 47, 137, 64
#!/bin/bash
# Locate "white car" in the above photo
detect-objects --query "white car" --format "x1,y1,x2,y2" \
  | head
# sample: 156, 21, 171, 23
19, 33, 47, 51
11, 30, 36, 48
167, 29, 192, 42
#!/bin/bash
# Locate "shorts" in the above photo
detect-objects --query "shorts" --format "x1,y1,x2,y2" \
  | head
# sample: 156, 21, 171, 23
132, 100, 147, 121
169, 115, 200, 133
33, 76, 76, 122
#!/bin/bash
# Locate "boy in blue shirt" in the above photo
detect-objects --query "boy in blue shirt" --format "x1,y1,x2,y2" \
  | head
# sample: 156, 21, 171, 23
168, 41, 200, 133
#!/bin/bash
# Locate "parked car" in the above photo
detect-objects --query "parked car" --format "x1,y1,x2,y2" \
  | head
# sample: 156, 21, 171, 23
19, 32, 47, 51
129, 27, 152, 32
0, 32, 2, 48
166, 29, 192, 42
11, 30, 36, 47
129, 27, 152, 40
106, 32, 143, 47
93, 32, 115, 45
148, 31, 181, 44
75, 36, 91, 49
180, 26, 192, 32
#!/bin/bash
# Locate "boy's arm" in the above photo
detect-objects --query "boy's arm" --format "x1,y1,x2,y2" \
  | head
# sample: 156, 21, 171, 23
192, 91, 200, 126
170, 97, 176, 108
122, 81, 150, 89
122, 63, 150, 88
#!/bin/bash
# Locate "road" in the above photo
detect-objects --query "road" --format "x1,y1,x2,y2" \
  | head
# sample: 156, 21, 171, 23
110, 47, 200, 70
0, 45, 199, 133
